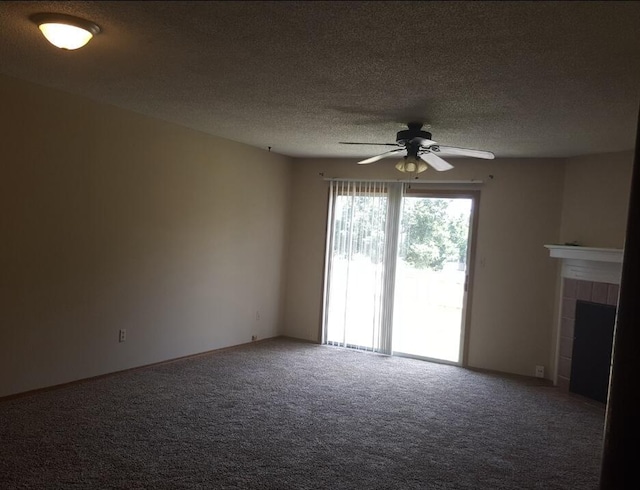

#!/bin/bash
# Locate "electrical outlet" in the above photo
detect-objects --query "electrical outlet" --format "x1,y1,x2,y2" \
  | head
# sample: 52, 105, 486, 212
119, 329, 126, 343
535, 365, 544, 378
251, 335, 258, 341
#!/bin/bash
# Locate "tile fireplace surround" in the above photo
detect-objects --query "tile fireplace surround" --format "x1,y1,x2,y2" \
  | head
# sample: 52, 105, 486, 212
545, 245, 623, 391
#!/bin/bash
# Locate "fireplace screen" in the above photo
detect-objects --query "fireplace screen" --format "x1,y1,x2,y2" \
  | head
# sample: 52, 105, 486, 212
569, 300, 616, 403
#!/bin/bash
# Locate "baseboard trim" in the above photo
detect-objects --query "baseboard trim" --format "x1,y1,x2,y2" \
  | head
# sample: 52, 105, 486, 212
278, 335, 320, 345
465, 365, 554, 385
0, 336, 282, 402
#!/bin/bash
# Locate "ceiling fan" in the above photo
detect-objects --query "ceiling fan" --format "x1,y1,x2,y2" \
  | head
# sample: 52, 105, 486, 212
340, 122, 495, 173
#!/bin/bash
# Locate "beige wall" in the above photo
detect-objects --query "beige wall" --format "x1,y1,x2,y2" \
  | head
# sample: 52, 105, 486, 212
3, 74, 632, 398
284, 157, 565, 377
559, 151, 634, 248
0, 75, 292, 397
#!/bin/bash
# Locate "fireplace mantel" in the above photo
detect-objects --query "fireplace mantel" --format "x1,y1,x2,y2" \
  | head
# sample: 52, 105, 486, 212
544, 245, 623, 263
544, 245, 623, 285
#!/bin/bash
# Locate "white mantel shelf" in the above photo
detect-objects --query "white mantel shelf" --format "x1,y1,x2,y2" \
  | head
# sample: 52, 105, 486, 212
544, 245, 624, 284
544, 245, 624, 263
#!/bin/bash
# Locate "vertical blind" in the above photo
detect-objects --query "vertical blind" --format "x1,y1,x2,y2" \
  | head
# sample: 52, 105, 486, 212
322, 180, 404, 355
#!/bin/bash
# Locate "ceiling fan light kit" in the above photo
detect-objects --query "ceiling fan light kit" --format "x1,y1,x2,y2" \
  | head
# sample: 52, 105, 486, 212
341, 122, 495, 174
31, 13, 101, 50
395, 156, 428, 174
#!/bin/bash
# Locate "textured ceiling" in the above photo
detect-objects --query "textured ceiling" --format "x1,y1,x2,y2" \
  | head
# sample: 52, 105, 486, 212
1, 1, 639, 159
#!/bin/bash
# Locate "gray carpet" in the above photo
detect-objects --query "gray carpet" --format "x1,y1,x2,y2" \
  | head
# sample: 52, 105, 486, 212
0, 339, 605, 489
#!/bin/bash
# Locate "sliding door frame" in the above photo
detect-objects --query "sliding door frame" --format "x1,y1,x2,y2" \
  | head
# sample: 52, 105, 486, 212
319, 182, 481, 368
402, 188, 481, 367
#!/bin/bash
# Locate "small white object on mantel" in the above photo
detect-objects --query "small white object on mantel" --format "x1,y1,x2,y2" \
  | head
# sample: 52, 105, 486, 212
544, 245, 624, 284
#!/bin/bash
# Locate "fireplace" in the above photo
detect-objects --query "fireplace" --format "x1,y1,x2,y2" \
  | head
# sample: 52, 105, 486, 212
545, 245, 623, 399
557, 278, 619, 396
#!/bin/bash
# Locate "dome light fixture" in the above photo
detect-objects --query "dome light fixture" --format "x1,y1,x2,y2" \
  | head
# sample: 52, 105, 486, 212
31, 13, 101, 50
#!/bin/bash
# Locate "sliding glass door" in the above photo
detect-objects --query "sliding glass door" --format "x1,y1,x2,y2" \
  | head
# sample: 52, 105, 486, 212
323, 181, 476, 365
392, 193, 474, 363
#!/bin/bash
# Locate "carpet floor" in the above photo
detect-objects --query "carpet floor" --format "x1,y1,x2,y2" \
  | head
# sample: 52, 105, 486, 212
0, 338, 605, 489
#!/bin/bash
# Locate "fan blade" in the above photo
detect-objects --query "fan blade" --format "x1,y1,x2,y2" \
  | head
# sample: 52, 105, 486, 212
420, 152, 454, 172
339, 142, 401, 146
410, 137, 438, 146
431, 145, 495, 159
358, 148, 404, 165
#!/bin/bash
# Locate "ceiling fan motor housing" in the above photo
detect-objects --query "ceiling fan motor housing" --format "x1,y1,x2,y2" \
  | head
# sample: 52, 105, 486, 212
396, 123, 432, 145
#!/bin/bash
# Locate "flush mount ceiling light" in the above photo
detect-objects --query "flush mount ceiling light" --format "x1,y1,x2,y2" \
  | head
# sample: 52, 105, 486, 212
31, 13, 101, 50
